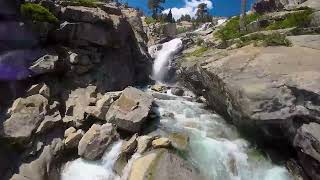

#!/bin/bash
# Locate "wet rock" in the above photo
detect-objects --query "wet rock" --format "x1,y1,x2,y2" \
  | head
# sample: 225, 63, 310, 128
151, 84, 167, 92
114, 153, 128, 176
128, 149, 200, 180
152, 137, 171, 149
78, 123, 119, 160
169, 133, 189, 151
121, 133, 138, 155
106, 87, 153, 133
171, 87, 184, 96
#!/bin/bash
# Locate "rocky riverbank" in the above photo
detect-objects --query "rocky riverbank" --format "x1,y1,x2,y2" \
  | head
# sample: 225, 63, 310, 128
0, 0, 154, 179
176, 1, 320, 179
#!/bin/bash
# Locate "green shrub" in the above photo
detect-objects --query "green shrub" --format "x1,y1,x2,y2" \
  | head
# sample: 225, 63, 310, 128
177, 27, 188, 34
145, 17, 157, 25
216, 13, 262, 40
196, 38, 204, 46
238, 33, 291, 47
21, 3, 58, 24
266, 9, 313, 30
185, 47, 208, 57
263, 33, 291, 46
62, 0, 97, 7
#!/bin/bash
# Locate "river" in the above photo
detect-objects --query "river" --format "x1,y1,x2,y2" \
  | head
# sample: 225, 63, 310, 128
61, 38, 292, 180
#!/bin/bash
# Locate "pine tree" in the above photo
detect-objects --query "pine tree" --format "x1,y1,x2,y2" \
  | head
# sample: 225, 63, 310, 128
147, 0, 166, 19
240, 0, 247, 33
166, 9, 174, 23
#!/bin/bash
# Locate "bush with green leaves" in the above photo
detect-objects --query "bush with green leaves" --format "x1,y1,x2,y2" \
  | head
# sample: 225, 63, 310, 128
238, 33, 291, 47
185, 47, 208, 57
21, 3, 58, 24
266, 9, 313, 30
66, 0, 98, 7
145, 16, 157, 25
216, 13, 262, 40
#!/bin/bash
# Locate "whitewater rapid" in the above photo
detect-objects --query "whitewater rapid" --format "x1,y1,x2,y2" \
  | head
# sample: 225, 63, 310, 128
151, 38, 183, 82
61, 38, 292, 180
152, 95, 292, 180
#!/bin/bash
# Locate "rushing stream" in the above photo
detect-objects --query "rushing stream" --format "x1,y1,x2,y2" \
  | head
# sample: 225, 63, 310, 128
61, 38, 292, 180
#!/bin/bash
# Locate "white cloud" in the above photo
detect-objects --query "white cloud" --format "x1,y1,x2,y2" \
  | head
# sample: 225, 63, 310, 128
162, 0, 213, 20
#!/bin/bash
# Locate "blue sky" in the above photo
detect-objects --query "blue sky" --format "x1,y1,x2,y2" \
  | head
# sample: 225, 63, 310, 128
124, 0, 257, 19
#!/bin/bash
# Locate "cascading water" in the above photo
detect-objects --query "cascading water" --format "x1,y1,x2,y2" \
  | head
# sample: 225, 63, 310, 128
61, 141, 123, 180
152, 96, 292, 180
151, 38, 183, 82
60, 39, 293, 180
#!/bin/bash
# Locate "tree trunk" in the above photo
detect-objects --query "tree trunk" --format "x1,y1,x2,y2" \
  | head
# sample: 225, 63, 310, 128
239, 0, 247, 33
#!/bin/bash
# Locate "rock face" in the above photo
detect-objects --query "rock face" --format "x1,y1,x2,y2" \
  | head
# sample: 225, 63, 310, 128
294, 123, 320, 179
78, 123, 119, 160
1, 93, 62, 146
11, 138, 65, 180
128, 149, 200, 180
178, 45, 320, 179
0, 0, 152, 179
106, 87, 153, 133
252, 0, 307, 13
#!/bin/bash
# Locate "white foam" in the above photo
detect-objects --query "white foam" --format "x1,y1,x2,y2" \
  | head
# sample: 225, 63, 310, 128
152, 38, 183, 82
61, 141, 122, 180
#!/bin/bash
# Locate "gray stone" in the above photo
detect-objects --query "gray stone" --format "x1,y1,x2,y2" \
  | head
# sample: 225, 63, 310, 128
106, 87, 153, 133
65, 129, 84, 149
171, 87, 184, 96
2, 95, 48, 145
287, 35, 320, 50
137, 135, 154, 154
29, 54, 59, 75
63, 86, 97, 127
26, 83, 50, 98
12, 138, 64, 180
152, 137, 171, 149
121, 133, 138, 155
78, 123, 119, 160
178, 45, 320, 179
311, 11, 320, 27
128, 149, 200, 180
294, 123, 320, 180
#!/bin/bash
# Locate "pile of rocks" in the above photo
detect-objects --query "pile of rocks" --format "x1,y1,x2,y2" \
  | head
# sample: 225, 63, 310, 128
1, 85, 155, 179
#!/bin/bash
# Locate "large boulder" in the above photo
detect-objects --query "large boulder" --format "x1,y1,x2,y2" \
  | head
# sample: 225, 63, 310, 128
294, 123, 320, 179
78, 123, 119, 160
11, 138, 64, 180
63, 86, 97, 127
1, 94, 48, 145
29, 53, 59, 75
311, 11, 320, 27
128, 149, 200, 180
178, 45, 320, 179
252, 0, 307, 13
1, 93, 63, 146
106, 87, 153, 133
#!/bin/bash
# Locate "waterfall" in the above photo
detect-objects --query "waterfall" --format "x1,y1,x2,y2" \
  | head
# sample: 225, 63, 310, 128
61, 141, 123, 180
151, 38, 183, 82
